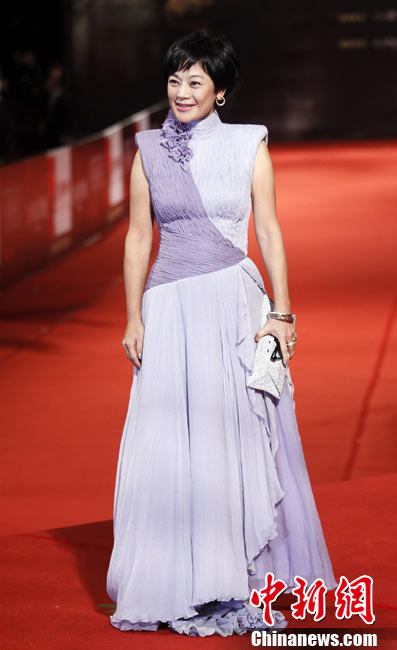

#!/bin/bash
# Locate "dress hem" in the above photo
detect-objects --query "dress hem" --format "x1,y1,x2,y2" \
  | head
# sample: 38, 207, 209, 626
109, 597, 288, 635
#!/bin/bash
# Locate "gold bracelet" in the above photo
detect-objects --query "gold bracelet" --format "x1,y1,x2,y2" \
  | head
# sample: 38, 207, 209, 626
267, 311, 296, 324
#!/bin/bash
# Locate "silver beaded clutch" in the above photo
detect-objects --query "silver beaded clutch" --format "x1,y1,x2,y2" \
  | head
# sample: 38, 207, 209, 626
247, 293, 288, 399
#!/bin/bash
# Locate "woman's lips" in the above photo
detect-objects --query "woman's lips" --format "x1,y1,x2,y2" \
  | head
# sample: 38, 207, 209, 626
175, 103, 195, 112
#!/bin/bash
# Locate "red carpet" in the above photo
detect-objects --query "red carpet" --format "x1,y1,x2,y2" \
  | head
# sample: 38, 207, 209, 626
0, 139, 396, 648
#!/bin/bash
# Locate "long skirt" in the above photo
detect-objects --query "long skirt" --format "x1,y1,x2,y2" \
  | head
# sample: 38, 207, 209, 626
106, 256, 337, 636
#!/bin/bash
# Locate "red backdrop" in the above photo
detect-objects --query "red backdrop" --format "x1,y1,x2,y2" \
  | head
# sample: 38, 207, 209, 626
0, 105, 165, 288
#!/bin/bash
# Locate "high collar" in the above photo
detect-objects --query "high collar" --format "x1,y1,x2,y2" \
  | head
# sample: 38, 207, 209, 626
163, 108, 222, 140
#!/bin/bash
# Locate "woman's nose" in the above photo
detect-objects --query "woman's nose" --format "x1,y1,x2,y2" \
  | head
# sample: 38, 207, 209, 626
176, 83, 191, 99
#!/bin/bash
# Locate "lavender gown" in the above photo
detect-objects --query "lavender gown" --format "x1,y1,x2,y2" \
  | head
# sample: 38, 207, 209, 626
106, 108, 337, 636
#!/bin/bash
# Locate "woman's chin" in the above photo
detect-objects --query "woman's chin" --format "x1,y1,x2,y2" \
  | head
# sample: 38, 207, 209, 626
174, 106, 196, 120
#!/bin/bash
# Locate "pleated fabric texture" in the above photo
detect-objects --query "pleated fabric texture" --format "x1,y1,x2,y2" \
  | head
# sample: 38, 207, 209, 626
106, 109, 337, 635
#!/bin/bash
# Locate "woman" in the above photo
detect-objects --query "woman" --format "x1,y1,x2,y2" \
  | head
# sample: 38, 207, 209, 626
106, 29, 337, 637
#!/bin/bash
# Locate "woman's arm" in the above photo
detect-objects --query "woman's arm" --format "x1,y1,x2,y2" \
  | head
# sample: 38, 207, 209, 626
252, 141, 290, 313
122, 148, 153, 367
251, 141, 297, 364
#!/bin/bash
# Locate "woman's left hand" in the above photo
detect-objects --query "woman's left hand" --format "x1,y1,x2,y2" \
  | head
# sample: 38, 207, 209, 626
254, 317, 298, 366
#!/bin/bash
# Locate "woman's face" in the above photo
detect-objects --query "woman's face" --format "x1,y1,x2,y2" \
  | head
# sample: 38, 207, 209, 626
167, 61, 225, 122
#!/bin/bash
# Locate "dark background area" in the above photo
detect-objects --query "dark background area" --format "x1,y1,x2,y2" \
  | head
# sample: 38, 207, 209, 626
0, 0, 396, 164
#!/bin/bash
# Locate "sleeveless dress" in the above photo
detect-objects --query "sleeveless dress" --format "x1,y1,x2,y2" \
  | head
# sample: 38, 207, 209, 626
106, 108, 337, 636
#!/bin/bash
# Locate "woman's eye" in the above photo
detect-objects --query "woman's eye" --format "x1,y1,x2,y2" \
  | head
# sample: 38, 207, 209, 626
168, 79, 200, 86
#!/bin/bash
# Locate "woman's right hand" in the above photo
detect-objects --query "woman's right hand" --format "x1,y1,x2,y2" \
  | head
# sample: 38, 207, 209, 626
122, 318, 145, 369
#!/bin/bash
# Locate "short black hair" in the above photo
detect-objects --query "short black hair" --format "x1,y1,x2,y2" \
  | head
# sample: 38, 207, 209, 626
163, 29, 239, 97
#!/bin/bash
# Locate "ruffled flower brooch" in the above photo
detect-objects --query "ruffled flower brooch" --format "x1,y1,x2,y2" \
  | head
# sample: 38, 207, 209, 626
160, 111, 194, 172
